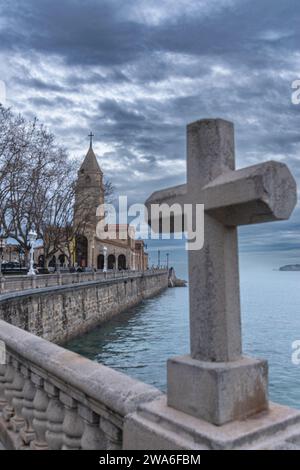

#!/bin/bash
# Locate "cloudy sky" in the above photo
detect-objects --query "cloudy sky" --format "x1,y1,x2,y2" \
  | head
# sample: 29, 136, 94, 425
0, 0, 299, 261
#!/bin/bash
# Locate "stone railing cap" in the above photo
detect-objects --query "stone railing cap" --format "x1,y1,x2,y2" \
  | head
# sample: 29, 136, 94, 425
0, 320, 162, 417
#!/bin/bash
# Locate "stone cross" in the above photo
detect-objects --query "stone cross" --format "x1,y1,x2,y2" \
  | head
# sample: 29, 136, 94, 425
146, 119, 297, 425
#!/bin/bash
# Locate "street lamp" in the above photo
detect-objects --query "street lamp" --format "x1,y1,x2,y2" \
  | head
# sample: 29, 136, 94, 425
0, 237, 6, 277
27, 230, 37, 276
166, 253, 169, 270
103, 246, 108, 273
91, 242, 95, 270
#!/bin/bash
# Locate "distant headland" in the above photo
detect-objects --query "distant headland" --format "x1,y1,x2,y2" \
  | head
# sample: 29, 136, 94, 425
279, 264, 300, 271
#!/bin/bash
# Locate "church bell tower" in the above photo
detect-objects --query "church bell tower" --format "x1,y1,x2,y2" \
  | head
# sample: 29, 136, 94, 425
74, 133, 104, 232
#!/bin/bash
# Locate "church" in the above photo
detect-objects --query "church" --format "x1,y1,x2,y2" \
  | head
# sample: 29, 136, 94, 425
35, 137, 148, 271
72, 137, 148, 271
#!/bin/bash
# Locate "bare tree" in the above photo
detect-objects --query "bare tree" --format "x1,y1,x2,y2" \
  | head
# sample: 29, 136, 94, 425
103, 179, 115, 204
1, 117, 64, 263
0, 105, 115, 268
0, 106, 28, 238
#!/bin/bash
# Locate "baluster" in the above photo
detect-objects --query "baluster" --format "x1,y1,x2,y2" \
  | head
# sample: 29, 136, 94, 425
30, 374, 49, 450
45, 382, 64, 450
79, 405, 105, 450
0, 364, 7, 410
3, 358, 16, 423
10, 361, 25, 433
19, 368, 36, 446
100, 417, 122, 450
61, 392, 84, 450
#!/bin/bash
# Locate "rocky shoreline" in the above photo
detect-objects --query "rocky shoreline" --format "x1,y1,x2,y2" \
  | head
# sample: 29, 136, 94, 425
168, 267, 187, 287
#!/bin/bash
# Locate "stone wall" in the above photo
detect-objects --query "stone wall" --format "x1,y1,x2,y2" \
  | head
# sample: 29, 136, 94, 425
0, 270, 168, 344
0, 269, 156, 294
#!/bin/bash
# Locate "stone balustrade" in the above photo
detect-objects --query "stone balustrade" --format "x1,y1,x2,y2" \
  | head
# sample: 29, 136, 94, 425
0, 320, 162, 450
0, 268, 167, 295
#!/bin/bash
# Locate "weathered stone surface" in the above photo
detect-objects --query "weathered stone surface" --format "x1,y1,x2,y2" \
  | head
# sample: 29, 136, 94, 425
167, 355, 268, 425
0, 320, 163, 450
0, 321, 162, 418
146, 161, 297, 227
123, 398, 300, 450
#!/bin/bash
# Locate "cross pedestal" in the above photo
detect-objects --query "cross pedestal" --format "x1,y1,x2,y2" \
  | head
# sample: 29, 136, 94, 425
123, 119, 300, 449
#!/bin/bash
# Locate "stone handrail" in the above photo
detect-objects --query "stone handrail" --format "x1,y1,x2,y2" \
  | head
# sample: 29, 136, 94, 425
0, 320, 162, 450
0, 268, 168, 295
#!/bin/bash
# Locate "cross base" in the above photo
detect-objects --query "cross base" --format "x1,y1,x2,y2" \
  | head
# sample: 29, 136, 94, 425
123, 398, 300, 450
167, 355, 268, 426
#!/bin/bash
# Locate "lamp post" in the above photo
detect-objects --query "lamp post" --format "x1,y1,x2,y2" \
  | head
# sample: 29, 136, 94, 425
91, 242, 95, 270
166, 253, 169, 270
0, 237, 6, 277
103, 246, 107, 273
158, 249, 160, 268
27, 230, 37, 276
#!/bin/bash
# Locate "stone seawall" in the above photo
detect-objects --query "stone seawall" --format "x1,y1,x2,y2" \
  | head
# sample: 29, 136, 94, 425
0, 270, 168, 344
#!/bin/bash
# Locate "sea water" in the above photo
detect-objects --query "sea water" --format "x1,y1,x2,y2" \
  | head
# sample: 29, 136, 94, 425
65, 254, 300, 409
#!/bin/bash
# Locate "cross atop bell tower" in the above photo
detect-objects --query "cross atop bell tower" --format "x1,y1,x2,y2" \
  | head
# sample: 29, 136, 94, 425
88, 132, 94, 148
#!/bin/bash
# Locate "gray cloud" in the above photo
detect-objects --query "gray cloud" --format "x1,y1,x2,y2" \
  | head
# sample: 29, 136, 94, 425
0, 0, 299, 255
